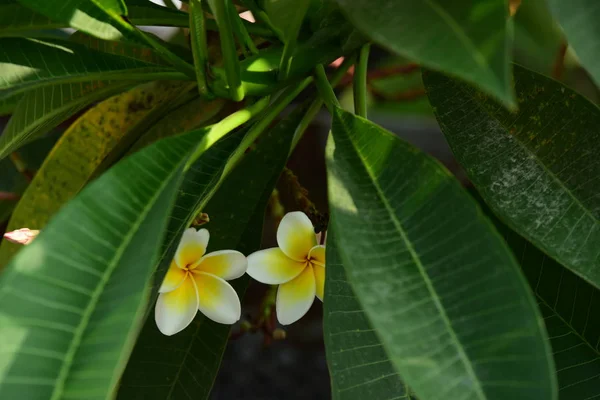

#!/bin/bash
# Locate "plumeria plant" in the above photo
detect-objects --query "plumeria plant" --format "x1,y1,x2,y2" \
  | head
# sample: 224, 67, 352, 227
1, 0, 600, 399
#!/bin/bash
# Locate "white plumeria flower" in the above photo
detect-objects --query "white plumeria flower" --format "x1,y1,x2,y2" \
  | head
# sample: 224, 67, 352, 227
247, 211, 326, 325
155, 228, 247, 336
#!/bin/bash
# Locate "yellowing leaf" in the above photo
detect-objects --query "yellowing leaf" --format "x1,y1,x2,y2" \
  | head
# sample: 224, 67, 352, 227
0, 81, 187, 266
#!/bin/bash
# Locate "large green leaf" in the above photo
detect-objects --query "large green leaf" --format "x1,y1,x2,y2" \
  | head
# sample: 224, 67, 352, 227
324, 230, 413, 400
117, 103, 305, 399
0, 81, 187, 266
547, 0, 600, 87
424, 65, 600, 291
334, 0, 514, 107
326, 107, 556, 400
472, 191, 600, 399
0, 126, 205, 399
0, 37, 185, 101
0, 81, 134, 160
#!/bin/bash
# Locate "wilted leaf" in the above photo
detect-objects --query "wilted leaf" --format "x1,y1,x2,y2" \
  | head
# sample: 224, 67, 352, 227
326, 107, 556, 400
424, 65, 600, 292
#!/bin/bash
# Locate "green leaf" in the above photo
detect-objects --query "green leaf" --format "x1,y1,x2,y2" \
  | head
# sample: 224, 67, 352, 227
472, 190, 600, 399
117, 101, 305, 399
0, 2, 60, 37
0, 37, 185, 101
126, 0, 189, 27
547, 0, 600, 87
424, 65, 600, 292
0, 125, 203, 399
334, 0, 514, 107
0, 1, 187, 37
512, 0, 564, 76
0, 94, 23, 116
324, 230, 413, 399
261, 0, 311, 79
326, 107, 556, 400
0, 82, 188, 266
0, 81, 135, 160
18, 0, 127, 40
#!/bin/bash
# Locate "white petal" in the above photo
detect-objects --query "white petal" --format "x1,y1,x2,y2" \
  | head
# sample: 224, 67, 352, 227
159, 261, 187, 293
277, 211, 316, 261
192, 250, 247, 280
247, 248, 306, 284
276, 265, 316, 325
175, 228, 209, 268
155, 276, 199, 336
192, 272, 241, 324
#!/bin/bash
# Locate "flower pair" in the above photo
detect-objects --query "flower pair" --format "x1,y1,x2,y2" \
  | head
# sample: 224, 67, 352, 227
155, 211, 326, 336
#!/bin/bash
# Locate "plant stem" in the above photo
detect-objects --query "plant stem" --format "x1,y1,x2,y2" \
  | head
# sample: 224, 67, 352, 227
186, 96, 271, 167
353, 44, 370, 118
313, 64, 340, 112
113, 13, 196, 79
278, 0, 311, 80
229, 1, 259, 55
223, 76, 313, 175
189, 0, 212, 97
290, 57, 354, 150
211, 0, 244, 101
239, 0, 284, 41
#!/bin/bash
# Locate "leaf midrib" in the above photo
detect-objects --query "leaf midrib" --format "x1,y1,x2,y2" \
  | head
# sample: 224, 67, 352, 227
50, 153, 187, 400
334, 111, 487, 400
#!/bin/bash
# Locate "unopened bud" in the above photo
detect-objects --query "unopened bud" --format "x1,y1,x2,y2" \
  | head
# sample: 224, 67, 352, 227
192, 212, 210, 227
272, 328, 286, 340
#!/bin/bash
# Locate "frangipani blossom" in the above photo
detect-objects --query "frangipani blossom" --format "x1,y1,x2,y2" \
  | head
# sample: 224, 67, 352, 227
155, 228, 247, 336
247, 211, 325, 325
